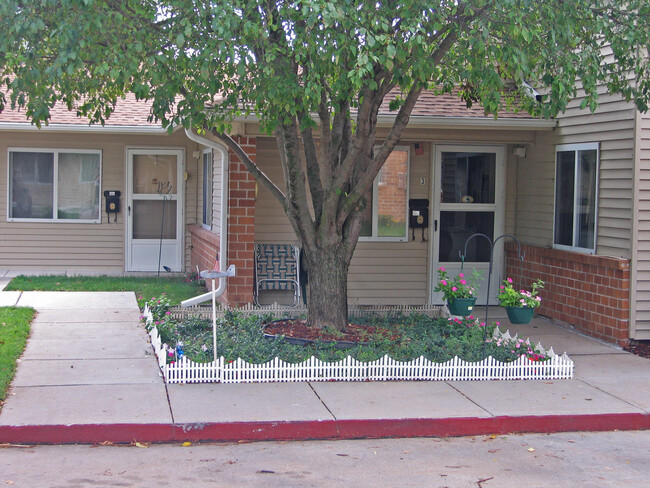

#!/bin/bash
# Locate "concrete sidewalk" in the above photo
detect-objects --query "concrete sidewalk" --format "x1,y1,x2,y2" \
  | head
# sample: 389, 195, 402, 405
0, 291, 648, 445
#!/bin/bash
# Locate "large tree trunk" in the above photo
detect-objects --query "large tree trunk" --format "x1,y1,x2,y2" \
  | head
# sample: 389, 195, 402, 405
303, 244, 351, 330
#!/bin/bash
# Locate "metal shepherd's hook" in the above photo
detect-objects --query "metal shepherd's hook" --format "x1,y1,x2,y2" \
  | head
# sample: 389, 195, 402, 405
157, 181, 173, 277
460, 233, 525, 359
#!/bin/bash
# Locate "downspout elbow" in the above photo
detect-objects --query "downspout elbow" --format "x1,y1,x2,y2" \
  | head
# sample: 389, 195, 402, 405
184, 127, 230, 299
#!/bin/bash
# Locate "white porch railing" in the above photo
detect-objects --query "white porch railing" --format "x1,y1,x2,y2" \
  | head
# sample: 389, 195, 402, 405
144, 304, 574, 384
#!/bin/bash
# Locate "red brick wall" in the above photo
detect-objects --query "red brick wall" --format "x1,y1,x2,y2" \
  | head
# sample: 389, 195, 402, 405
223, 136, 257, 306
189, 224, 219, 291
505, 243, 630, 346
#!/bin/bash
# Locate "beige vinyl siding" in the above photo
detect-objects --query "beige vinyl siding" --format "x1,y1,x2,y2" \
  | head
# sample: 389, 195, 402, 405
211, 148, 224, 233
515, 85, 637, 258
632, 111, 650, 339
0, 129, 200, 272
514, 131, 560, 247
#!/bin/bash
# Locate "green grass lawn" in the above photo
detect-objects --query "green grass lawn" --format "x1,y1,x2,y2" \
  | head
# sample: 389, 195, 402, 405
0, 307, 35, 404
5, 275, 206, 306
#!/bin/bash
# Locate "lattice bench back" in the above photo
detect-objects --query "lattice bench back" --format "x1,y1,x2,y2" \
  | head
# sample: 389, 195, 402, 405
254, 243, 300, 306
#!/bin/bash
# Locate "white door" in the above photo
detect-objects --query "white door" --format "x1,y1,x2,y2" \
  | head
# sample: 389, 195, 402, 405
430, 145, 505, 305
126, 149, 184, 272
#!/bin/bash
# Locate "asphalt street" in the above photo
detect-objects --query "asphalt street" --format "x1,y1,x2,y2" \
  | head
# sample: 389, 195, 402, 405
1, 430, 648, 487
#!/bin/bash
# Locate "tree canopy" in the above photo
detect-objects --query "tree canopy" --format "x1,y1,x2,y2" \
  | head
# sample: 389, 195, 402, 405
2, 0, 649, 328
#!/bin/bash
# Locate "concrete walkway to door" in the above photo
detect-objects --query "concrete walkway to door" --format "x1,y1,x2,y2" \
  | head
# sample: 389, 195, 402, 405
0, 284, 648, 445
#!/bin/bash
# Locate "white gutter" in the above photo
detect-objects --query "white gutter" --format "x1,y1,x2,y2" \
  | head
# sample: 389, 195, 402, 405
0, 122, 177, 134
181, 128, 232, 307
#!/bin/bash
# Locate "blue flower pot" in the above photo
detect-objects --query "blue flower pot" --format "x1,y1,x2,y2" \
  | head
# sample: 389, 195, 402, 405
505, 306, 535, 324
447, 298, 476, 316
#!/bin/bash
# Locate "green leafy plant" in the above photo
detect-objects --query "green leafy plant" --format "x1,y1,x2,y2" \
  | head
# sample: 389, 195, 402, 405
497, 278, 544, 308
140, 293, 173, 328
434, 267, 482, 301
151, 311, 549, 366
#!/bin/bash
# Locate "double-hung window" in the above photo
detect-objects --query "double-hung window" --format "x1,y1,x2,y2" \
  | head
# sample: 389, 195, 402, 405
8, 148, 101, 222
553, 143, 599, 253
202, 149, 213, 228
359, 146, 410, 241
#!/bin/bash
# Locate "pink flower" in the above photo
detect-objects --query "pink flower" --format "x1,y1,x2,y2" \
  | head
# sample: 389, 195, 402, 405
452, 286, 458, 292
460, 279, 467, 285
438, 267, 446, 272
520, 298, 526, 304
500, 285, 505, 290
458, 272, 464, 278
507, 277, 513, 283
535, 296, 542, 301
440, 280, 447, 286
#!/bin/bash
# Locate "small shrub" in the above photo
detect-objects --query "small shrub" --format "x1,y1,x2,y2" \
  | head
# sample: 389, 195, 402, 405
139, 293, 172, 325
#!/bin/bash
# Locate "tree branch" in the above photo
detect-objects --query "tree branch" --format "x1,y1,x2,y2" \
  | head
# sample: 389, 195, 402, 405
275, 121, 317, 248
300, 122, 325, 220
209, 128, 287, 206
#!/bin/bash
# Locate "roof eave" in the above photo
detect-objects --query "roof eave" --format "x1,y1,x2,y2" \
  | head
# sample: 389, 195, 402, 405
377, 114, 557, 130
228, 113, 557, 130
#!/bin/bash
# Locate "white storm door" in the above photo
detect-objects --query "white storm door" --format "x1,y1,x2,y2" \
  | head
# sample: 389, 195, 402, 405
126, 149, 184, 272
430, 145, 505, 305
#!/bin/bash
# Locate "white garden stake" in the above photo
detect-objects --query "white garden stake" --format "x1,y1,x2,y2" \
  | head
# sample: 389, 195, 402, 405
198, 266, 236, 364
178, 264, 235, 367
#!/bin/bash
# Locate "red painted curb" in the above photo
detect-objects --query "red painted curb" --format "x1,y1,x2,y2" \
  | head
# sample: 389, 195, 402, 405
0, 413, 647, 445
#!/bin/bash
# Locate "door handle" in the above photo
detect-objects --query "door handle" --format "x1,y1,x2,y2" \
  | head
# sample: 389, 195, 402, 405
128, 205, 131, 216
434, 219, 438, 232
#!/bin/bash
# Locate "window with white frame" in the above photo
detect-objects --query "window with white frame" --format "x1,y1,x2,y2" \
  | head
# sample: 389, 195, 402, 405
202, 149, 213, 228
359, 147, 410, 241
8, 149, 101, 222
554, 143, 599, 253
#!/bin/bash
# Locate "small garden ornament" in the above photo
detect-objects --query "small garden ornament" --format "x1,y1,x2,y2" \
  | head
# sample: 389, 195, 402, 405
497, 278, 544, 324
434, 267, 482, 316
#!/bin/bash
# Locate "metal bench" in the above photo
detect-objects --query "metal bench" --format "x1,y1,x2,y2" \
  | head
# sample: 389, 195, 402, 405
253, 243, 301, 306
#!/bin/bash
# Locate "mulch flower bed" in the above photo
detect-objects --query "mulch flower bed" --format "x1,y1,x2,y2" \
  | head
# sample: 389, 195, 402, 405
624, 341, 650, 359
263, 319, 400, 343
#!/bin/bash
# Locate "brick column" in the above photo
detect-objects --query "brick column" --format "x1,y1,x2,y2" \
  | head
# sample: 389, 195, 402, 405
505, 243, 631, 346
188, 225, 220, 290
223, 136, 257, 306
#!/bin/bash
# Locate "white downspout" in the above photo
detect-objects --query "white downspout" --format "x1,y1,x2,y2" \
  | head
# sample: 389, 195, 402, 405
182, 128, 231, 307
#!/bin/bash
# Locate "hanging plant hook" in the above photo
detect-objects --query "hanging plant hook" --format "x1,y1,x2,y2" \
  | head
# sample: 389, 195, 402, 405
459, 233, 525, 359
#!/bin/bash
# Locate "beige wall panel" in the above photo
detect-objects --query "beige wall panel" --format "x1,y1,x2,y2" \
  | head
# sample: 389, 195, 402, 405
0, 129, 199, 271
634, 111, 650, 337
513, 130, 555, 248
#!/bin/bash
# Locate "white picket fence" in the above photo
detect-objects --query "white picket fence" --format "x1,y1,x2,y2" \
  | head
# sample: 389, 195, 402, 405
144, 304, 574, 384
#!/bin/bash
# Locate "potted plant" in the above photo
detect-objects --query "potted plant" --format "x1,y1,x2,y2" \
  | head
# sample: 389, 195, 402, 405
497, 278, 544, 324
434, 267, 482, 316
